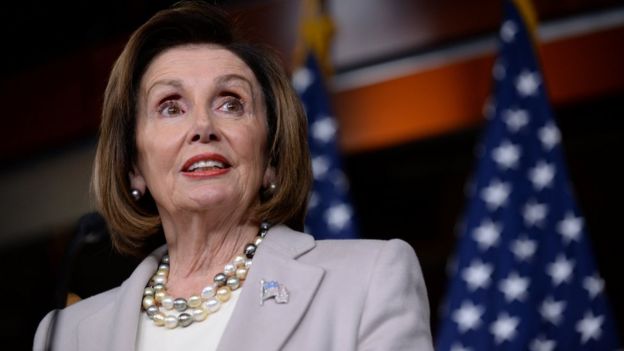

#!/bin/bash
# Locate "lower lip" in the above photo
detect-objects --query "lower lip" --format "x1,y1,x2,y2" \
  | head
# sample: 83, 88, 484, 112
182, 168, 230, 178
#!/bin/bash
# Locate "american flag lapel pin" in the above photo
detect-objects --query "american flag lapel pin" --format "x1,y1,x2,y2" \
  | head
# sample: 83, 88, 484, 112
260, 279, 289, 306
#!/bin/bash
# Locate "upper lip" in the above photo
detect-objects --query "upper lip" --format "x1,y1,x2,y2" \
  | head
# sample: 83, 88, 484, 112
181, 153, 231, 172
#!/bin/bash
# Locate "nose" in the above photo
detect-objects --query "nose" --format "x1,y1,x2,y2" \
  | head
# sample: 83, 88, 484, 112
189, 109, 219, 143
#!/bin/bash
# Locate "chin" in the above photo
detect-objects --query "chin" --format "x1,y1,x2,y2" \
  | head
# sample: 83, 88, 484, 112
181, 188, 239, 211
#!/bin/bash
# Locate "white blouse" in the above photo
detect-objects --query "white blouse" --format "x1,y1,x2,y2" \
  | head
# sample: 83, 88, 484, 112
136, 289, 241, 351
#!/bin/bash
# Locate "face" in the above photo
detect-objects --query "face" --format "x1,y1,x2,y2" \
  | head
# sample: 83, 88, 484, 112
130, 44, 272, 217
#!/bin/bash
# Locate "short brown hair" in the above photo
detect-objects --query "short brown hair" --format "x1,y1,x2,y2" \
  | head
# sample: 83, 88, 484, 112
93, 1, 312, 255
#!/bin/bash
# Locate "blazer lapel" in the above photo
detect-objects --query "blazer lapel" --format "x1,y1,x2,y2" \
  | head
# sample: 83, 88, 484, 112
217, 226, 325, 351
77, 245, 166, 351
74, 227, 322, 351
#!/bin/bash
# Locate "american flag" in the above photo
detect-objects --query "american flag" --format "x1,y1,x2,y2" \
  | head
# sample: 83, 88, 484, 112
292, 53, 358, 239
260, 279, 289, 305
436, 1, 621, 350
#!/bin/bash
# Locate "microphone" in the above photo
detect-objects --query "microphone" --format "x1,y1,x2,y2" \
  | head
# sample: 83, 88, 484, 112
44, 212, 108, 351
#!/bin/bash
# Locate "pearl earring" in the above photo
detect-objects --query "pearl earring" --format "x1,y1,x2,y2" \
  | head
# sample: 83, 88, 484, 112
262, 183, 277, 198
131, 189, 142, 201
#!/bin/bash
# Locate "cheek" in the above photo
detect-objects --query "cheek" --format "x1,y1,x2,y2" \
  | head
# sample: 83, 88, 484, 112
234, 126, 268, 172
136, 126, 182, 178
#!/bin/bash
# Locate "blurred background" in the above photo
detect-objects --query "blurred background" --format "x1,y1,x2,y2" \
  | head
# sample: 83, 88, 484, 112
1, 0, 622, 349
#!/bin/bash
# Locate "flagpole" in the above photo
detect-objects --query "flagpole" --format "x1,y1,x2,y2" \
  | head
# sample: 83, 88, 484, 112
292, 0, 359, 240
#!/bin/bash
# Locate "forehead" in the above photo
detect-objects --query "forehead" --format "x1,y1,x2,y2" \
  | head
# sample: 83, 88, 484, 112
141, 44, 259, 90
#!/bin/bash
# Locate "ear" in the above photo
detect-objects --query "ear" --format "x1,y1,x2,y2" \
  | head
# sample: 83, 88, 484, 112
129, 164, 147, 194
262, 164, 276, 189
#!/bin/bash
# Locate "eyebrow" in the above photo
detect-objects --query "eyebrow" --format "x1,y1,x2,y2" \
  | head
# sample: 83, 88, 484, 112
145, 74, 257, 99
214, 74, 256, 99
145, 79, 184, 98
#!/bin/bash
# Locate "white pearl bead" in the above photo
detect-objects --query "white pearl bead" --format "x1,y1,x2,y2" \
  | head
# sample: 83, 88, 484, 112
153, 284, 165, 292
224, 263, 236, 276
233, 255, 246, 267
192, 308, 208, 322
142, 296, 155, 309
143, 287, 155, 296
156, 269, 167, 276
235, 267, 248, 280
164, 315, 178, 329
245, 259, 253, 269
203, 298, 221, 313
201, 284, 216, 299
216, 286, 231, 302
162, 296, 174, 310
153, 275, 167, 285
188, 295, 202, 308
153, 312, 165, 326
254, 236, 263, 246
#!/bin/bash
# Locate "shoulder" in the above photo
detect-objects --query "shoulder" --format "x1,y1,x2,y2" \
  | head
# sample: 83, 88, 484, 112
315, 237, 416, 257
33, 287, 120, 351
299, 237, 424, 304
268, 224, 417, 264
290, 230, 425, 301
33, 245, 164, 351
303, 237, 420, 272
66, 286, 121, 315
275, 229, 432, 349
308, 238, 432, 350
267, 225, 421, 278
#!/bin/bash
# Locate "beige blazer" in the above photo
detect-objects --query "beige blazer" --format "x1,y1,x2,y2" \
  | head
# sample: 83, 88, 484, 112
34, 225, 433, 350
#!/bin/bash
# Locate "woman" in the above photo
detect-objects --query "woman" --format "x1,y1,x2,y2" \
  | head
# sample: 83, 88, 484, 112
34, 2, 433, 350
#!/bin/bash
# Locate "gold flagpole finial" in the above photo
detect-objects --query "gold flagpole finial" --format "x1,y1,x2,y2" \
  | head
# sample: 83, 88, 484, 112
293, 0, 335, 76
513, 0, 538, 37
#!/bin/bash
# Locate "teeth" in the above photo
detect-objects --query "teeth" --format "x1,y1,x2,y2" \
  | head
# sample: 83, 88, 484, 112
188, 160, 225, 171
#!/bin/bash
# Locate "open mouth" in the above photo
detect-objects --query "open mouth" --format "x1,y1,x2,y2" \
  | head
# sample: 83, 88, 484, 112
182, 154, 232, 173
187, 160, 228, 172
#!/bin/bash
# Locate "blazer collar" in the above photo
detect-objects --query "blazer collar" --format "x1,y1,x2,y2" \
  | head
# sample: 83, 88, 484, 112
217, 225, 325, 350
77, 245, 166, 351
77, 225, 323, 351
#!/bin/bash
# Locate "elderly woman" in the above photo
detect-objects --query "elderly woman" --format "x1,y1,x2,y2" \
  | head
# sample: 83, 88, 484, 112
34, 2, 432, 350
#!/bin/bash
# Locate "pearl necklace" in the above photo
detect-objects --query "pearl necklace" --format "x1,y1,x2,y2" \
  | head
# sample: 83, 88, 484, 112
141, 222, 270, 329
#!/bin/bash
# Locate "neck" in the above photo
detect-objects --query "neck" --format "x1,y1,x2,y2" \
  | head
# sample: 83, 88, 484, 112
159, 210, 259, 297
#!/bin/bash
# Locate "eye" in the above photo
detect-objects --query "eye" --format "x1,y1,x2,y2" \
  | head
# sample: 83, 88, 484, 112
158, 100, 185, 117
218, 97, 245, 115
